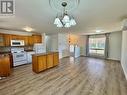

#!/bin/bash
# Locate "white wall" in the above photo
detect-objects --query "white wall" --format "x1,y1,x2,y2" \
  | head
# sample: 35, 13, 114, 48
121, 31, 127, 80
108, 31, 122, 60
45, 35, 51, 52
77, 35, 87, 56
46, 33, 69, 59
58, 34, 70, 59
46, 34, 58, 52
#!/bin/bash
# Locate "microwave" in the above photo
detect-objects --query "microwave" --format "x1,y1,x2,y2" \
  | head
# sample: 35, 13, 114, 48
11, 40, 25, 46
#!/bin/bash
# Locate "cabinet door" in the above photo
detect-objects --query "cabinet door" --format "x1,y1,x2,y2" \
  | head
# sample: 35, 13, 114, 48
4, 34, 11, 46
37, 35, 42, 43
47, 54, 54, 68
37, 55, 47, 72
53, 52, 59, 66
28, 36, 34, 45
11, 35, 18, 40
23, 36, 28, 46
12, 35, 23, 40
32, 35, 42, 44
0, 34, 4, 46
0, 55, 11, 77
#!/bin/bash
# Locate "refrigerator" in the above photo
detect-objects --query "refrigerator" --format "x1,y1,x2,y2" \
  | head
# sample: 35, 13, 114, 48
74, 45, 80, 58
33, 43, 46, 54
70, 45, 80, 58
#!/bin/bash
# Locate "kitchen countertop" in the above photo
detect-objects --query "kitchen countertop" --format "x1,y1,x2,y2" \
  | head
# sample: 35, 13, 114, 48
0, 52, 11, 55
25, 50, 34, 52
0, 50, 34, 54
32, 52, 58, 57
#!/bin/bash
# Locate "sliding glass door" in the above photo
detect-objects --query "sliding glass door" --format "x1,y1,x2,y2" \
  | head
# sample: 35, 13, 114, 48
88, 35, 106, 57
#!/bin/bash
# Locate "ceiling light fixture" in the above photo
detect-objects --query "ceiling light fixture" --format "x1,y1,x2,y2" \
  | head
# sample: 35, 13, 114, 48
23, 26, 34, 32
54, 2, 77, 28
96, 30, 102, 33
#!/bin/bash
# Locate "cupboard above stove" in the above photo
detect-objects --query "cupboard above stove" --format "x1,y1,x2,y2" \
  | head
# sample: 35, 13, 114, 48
0, 33, 43, 46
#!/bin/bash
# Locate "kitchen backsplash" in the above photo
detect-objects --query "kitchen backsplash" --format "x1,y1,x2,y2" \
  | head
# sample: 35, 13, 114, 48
0, 46, 33, 53
0, 47, 11, 53
24, 46, 33, 51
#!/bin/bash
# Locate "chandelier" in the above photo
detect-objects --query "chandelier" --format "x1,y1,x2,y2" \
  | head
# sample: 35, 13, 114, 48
54, 2, 77, 28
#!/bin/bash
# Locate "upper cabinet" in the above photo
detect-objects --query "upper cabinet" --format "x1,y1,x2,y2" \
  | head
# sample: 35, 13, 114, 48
28, 36, 34, 46
11, 35, 20, 40
0, 33, 42, 46
32, 35, 42, 44
22, 36, 28, 46
4, 34, 11, 46
0, 33, 4, 46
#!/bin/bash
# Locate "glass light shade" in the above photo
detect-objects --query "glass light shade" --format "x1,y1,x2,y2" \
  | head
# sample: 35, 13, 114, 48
64, 23, 71, 28
57, 21, 63, 28
70, 18, 76, 26
54, 17, 61, 25
62, 15, 70, 23
57, 24, 63, 28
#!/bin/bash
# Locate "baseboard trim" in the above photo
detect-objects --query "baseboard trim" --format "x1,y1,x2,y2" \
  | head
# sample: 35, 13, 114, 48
106, 58, 120, 62
121, 63, 127, 80
80, 55, 87, 57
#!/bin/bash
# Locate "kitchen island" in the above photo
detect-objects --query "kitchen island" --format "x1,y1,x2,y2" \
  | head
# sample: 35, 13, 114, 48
32, 52, 59, 73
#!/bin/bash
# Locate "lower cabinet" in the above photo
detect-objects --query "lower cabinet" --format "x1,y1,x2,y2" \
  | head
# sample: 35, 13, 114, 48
37, 55, 47, 72
53, 52, 59, 66
32, 55, 47, 73
32, 52, 59, 73
0, 55, 11, 77
47, 53, 54, 68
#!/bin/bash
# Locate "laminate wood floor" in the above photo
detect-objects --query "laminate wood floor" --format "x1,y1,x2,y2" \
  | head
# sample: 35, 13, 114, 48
0, 57, 127, 95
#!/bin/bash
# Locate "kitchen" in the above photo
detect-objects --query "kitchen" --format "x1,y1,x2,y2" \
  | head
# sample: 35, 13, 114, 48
0, 32, 59, 78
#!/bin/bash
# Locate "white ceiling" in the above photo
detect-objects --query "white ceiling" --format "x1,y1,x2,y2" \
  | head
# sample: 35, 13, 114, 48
0, 0, 127, 35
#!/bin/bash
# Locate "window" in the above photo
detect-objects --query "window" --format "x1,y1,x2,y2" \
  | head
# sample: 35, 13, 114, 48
88, 35, 106, 57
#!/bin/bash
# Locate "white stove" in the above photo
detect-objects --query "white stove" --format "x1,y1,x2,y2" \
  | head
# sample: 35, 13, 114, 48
11, 48, 27, 66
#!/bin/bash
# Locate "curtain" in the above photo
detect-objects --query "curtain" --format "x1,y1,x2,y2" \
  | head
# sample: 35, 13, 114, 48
105, 33, 110, 59
86, 35, 89, 56
86, 33, 110, 59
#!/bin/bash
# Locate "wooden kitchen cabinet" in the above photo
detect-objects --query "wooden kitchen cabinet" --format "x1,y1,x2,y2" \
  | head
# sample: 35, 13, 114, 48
0, 33, 5, 46
0, 33, 11, 46
23, 36, 28, 46
28, 36, 34, 45
32, 35, 42, 43
53, 52, 59, 66
12, 35, 23, 40
32, 55, 47, 73
37, 56, 47, 72
0, 55, 11, 77
4, 34, 11, 46
47, 53, 54, 68
0, 33, 43, 46
32, 52, 59, 73
11, 35, 20, 40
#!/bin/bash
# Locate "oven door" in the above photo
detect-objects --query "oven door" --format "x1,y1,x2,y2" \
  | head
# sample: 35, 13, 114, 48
13, 52, 27, 62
